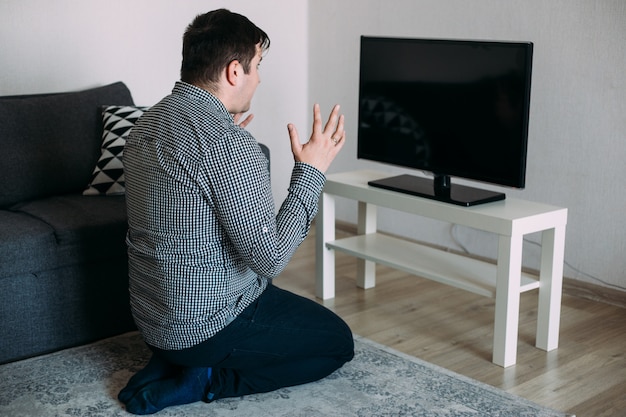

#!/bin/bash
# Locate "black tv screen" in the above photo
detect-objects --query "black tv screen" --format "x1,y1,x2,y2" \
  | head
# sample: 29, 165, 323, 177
358, 36, 533, 206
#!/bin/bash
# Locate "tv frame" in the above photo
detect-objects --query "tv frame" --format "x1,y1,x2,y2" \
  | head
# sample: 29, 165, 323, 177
357, 36, 534, 206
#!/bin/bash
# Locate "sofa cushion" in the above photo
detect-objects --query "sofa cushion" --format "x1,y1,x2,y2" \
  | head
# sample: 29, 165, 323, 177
84, 105, 149, 196
6, 195, 128, 276
0, 261, 135, 364
0, 82, 134, 208
0, 210, 57, 279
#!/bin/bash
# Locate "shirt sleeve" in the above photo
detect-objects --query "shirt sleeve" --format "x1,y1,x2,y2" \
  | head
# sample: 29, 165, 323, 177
203, 127, 325, 279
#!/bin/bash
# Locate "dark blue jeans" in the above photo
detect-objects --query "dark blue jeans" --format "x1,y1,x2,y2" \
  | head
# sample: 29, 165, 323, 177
150, 284, 354, 401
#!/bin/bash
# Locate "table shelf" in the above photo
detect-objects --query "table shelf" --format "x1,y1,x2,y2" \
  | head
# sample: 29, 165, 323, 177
326, 233, 540, 298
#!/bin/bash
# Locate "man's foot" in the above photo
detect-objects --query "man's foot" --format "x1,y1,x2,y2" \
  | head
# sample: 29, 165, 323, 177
124, 367, 212, 415
118, 354, 179, 404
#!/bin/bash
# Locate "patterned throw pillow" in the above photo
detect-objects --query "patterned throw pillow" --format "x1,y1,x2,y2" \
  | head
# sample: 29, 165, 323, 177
83, 105, 148, 195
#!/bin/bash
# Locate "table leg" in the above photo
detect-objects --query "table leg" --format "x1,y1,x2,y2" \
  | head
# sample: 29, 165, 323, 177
535, 225, 566, 351
356, 202, 377, 289
316, 193, 336, 300
493, 232, 524, 367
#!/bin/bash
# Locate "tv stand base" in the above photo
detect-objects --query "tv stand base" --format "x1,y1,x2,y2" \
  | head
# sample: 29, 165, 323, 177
368, 174, 505, 206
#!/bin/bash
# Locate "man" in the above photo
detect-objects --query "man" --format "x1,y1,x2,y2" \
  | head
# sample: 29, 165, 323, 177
118, 8, 353, 415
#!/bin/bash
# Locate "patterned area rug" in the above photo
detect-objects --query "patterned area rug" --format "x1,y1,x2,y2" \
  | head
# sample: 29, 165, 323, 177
0, 332, 571, 417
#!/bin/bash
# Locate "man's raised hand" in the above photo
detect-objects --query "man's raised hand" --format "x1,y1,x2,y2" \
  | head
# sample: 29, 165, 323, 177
288, 104, 345, 173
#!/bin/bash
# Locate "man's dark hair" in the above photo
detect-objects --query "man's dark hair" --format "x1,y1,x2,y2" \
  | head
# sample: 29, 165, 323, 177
181, 9, 270, 89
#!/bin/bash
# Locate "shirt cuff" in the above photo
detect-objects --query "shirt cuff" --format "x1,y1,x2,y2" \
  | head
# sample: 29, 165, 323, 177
288, 162, 326, 212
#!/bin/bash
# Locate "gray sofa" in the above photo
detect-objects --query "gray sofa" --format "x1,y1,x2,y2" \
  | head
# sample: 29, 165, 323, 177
0, 82, 137, 364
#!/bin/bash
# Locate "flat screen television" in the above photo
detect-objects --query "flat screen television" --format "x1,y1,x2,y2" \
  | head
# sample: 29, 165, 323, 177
358, 36, 533, 206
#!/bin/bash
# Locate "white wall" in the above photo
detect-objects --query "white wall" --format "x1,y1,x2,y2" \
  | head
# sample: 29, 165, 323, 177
309, 0, 626, 290
0, 0, 308, 207
2, 0, 625, 290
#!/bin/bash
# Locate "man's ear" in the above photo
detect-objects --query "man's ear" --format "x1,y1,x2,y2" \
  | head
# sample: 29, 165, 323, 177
225, 60, 240, 86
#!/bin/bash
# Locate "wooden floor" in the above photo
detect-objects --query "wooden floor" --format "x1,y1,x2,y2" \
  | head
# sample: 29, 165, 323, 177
274, 227, 626, 417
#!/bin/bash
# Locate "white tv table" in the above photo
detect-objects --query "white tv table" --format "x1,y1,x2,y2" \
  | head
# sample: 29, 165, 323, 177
315, 170, 568, 367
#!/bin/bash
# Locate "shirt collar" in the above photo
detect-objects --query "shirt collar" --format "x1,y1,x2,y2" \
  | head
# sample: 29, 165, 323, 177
172, 81, 233, 122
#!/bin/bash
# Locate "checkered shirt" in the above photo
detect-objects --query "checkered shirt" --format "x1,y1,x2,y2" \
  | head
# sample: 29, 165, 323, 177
124, 81, 325, 350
